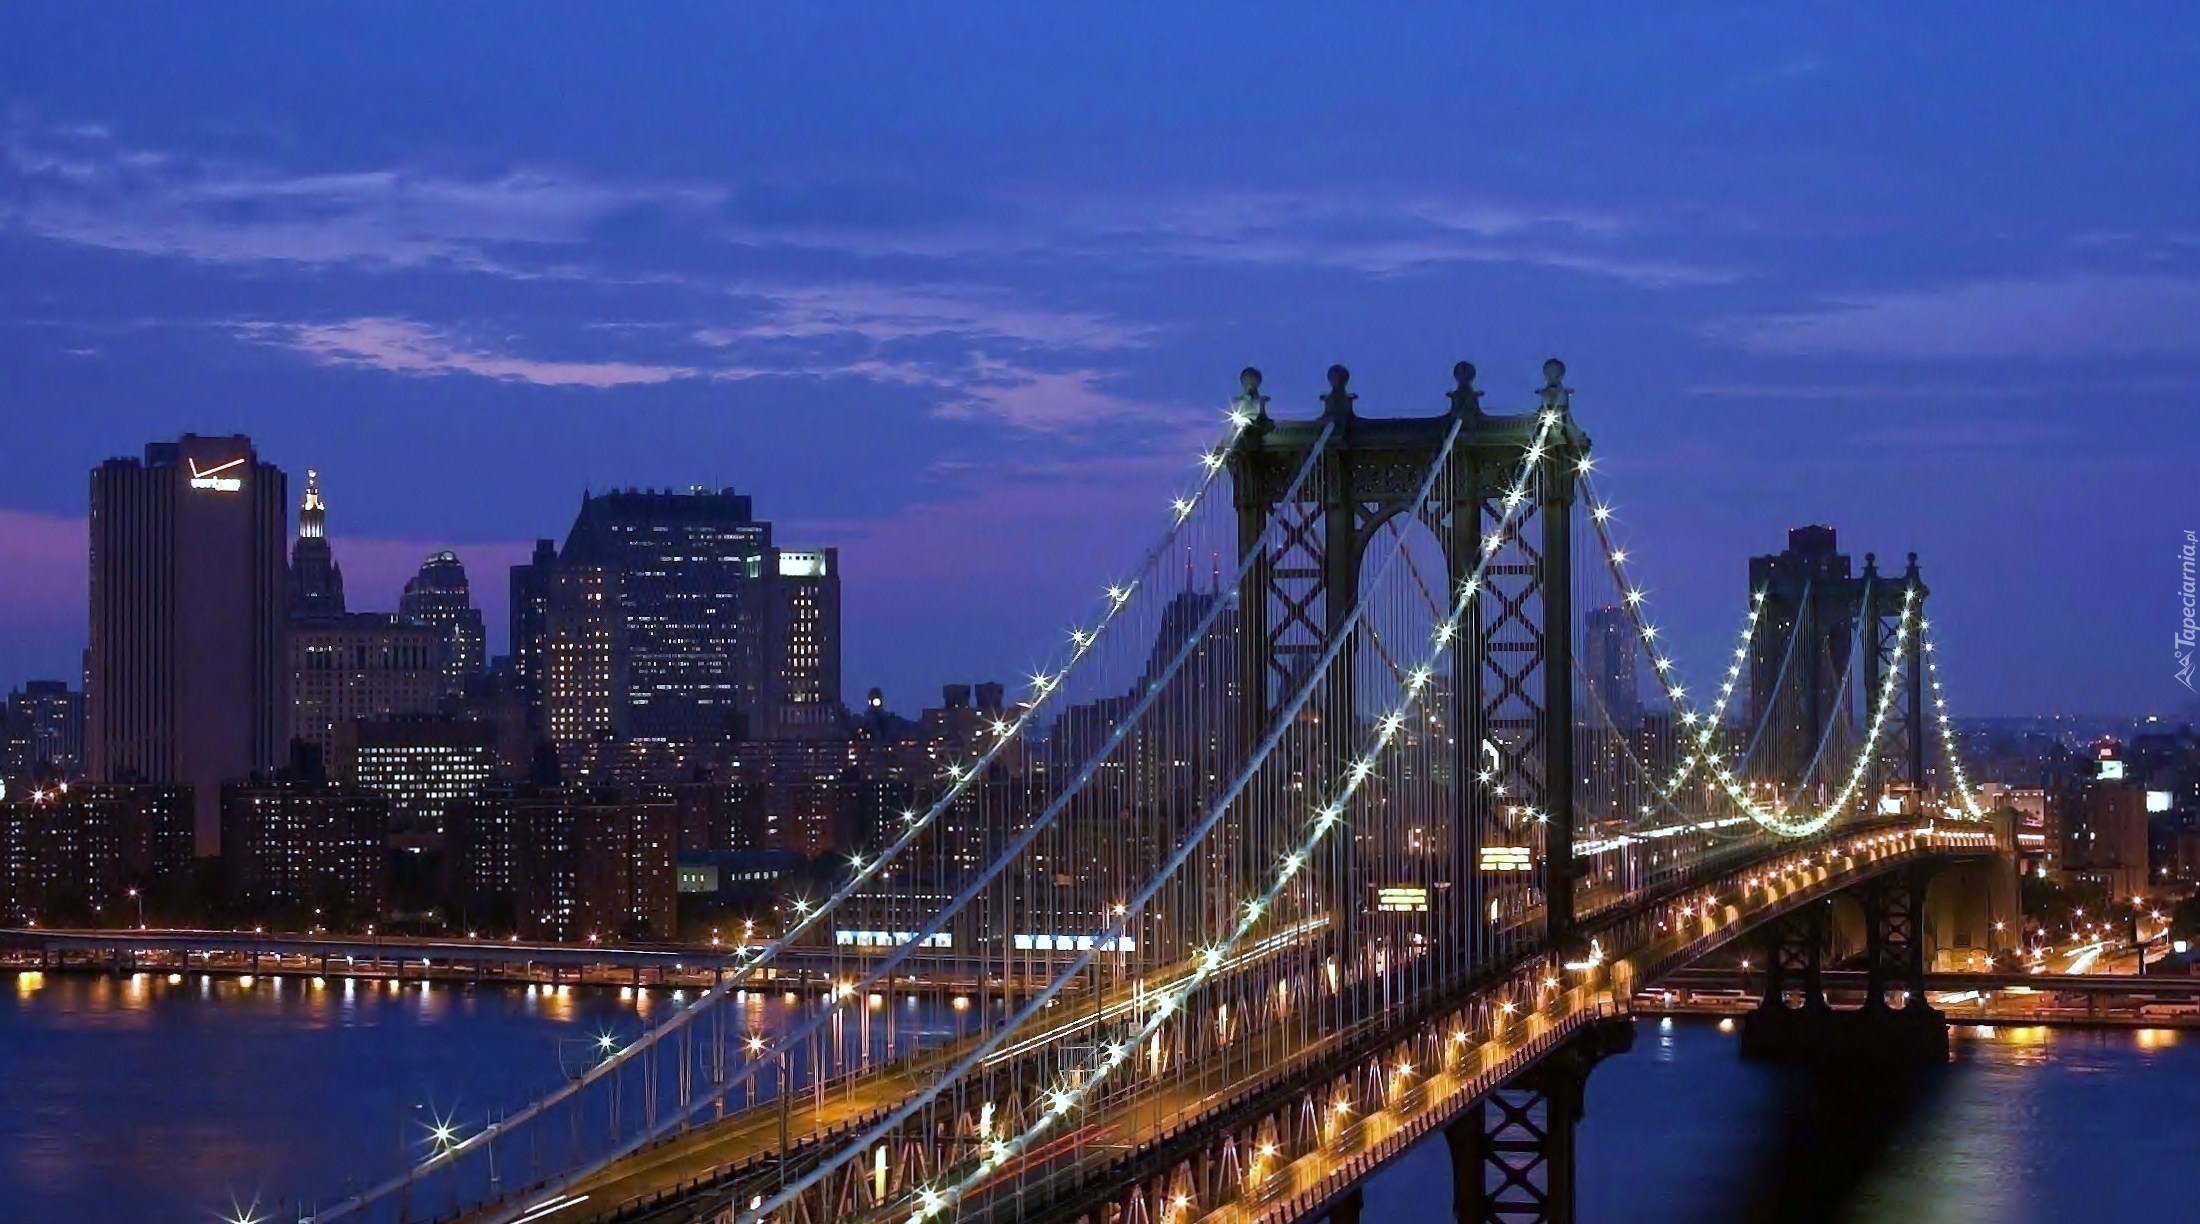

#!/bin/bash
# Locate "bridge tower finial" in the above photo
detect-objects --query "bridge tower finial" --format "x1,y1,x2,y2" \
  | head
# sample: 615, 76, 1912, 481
1864, 551, 1879, 579
1540, 357, 1571, 416
1323, 364, 1356, 421
1448, 361, 1483, 418
1237, 366, 1271, 424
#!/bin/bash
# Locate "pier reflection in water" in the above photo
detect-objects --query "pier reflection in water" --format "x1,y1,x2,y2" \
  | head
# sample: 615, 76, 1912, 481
1368, 1016, 2200, 1223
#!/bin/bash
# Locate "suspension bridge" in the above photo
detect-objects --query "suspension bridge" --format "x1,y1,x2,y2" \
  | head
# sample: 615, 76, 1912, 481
297, 360, 2015, 1224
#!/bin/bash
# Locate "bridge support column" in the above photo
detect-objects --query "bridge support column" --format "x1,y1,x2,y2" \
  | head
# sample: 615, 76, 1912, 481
1742, 868, 1947, 1064
1327, 1184, 1365, 1224
1448, 1015, 1631, 1224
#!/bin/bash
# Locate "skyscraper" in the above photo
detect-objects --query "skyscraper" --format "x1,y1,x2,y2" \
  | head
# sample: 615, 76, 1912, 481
531, 489, 842, 773
287, 468, 345, 617
1747, 526, 1862, 787
1583, 605, 1640, 730
90, 435, 288, 854
509, 537, 557, 712
285, 471, 443, 757
399, 550, 487, 697
766, 549, 843, 739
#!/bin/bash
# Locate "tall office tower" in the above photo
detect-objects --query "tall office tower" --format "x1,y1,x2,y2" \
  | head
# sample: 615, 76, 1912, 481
399, 550, 487, 697
287, 468, 345, 617
1583, 605, 1640, 729
90, 434, 288, 855
509, 538, 557, 713
3, 680, 87, 784
535, 489, 839, 774
1746, 526, 1862, 788
765, 548, 843, 739
542, 563, 617, 753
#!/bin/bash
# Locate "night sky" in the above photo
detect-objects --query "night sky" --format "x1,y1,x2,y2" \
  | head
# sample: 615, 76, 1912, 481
2, 6, 2195, 716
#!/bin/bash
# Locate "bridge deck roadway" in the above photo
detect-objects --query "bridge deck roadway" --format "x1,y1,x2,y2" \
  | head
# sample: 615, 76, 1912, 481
440, 822, 1995, 1224
1186, 823, 1995, 1224
442, 924, 1331, 1223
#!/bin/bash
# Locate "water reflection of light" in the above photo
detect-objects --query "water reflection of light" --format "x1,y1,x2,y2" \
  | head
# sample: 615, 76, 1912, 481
1966, 1024, 2051, 1047
16, 971, 42, 995
2136, 1027, 2179, 1052
1716, 1017, 1734, 1033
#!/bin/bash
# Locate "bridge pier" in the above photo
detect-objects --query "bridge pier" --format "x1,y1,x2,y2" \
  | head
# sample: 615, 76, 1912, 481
1447, 1015, 1632, 1224
1327, 1184, 1365, 1224
1741, 865, 1948, 1064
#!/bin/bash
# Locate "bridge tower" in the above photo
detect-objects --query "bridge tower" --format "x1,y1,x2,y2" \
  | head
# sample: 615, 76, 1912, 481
1226, 361, 1594, 986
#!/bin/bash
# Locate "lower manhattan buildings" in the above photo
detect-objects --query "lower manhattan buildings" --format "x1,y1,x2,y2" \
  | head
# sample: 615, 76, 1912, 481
52, 435, 873, 937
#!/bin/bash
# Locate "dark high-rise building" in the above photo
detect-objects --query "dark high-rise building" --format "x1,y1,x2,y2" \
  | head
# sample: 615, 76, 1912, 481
509, 537, 558, 712
766, 548, 843, 739
508, 788, 673, 942
3, 680, 87, 785
1583, 605, 1640, 730
90, 434, 288, 855
532, 489, 843, 774
400, 550, 487, 697
287, 468, 345, 617
1746, 526, 1862, 787
221, 762, 389, 924
0, 782, 195, 924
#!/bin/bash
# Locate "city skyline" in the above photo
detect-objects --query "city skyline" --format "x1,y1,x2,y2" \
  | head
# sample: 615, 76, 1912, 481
5, 13, 2200, 1224
0, 9, 2194, 716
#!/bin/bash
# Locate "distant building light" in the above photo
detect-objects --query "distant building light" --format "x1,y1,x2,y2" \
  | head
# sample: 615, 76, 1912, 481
2147, 790, 2173, 813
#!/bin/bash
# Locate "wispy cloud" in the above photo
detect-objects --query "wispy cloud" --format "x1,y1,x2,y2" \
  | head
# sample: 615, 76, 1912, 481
706, 281, 1150, 350
1054, 191, 1734, 286
239, 317, 702, 388
1710, 273, 2200, 359
2, 124, 713, 274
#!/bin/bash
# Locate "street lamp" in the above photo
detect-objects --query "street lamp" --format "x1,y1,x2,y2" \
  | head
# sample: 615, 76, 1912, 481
127, 887, 144, 930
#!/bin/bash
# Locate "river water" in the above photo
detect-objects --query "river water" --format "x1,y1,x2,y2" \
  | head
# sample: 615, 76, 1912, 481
4, 973, 2197, 1223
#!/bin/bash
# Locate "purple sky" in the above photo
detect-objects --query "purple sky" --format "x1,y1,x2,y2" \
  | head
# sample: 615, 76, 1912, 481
2, 7, 2196, 717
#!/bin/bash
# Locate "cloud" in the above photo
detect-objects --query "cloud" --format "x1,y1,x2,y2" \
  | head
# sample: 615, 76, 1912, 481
933, 358, 1183, 433
239, 317, 702, 388
2, 126, 714, 273
234, 310, 1187, 435
1710, 274, 2200, 359
1076, 192, 1733, 286
705, 281, 1150, 351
